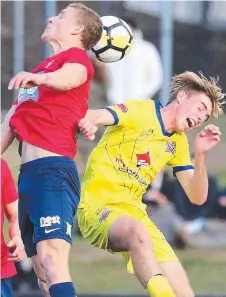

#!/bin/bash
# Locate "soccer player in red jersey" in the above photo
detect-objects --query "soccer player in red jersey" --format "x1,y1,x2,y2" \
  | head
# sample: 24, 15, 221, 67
1, 158, 25, 297
1, 3, 102, 297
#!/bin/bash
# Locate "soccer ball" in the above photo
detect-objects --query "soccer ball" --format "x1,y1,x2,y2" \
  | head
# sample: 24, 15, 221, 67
91, 16, 133, 63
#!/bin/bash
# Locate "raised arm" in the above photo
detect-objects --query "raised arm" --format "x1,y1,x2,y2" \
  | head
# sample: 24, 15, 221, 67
78, 109, 115, 140
176, 125, 221, 205
8, 63, 87, 92
1, 105, 17, 154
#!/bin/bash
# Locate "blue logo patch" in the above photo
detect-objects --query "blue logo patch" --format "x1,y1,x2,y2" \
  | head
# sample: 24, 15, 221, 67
17, 71, 43, 104
165, 141, 176, 155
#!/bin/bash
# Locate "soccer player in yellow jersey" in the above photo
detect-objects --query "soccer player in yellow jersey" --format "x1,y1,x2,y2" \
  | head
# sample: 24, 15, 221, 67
78, 72, 225, 297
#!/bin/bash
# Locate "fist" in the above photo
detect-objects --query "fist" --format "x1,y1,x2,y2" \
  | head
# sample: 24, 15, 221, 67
78, 111, 98, 141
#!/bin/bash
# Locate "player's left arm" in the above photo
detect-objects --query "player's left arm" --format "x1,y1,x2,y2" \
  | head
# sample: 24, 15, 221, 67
8, 63, 87, 91
175, 125, 221, 205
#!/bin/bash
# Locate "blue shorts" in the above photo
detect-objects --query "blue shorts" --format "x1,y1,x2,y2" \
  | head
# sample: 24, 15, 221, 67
18, 156, 80, 257
1, 277, 13, 297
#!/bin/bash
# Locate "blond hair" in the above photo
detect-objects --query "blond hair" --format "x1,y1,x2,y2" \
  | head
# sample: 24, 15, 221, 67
169, 71, 225, 117
69, 3, 103, 50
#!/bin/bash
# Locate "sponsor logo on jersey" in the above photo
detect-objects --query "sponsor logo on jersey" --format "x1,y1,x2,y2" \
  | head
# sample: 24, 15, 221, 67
116, 103, 128, 113
165, 142, 176, 155
136, 152, 150, 168
96, 208, 113, 223
116, 157, 126, 168
40, 216, 61, 227
116, 156, 149, 185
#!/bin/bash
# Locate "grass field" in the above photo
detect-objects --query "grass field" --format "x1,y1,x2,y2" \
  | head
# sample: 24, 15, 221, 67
69, 236, 226, 295
2, 115, 226, 295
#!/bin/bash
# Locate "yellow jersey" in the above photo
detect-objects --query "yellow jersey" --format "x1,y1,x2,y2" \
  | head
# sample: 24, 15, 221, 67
79, 99, 194, 209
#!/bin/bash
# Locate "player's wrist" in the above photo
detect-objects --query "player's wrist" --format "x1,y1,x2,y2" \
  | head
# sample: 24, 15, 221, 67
37, 73, 49, 86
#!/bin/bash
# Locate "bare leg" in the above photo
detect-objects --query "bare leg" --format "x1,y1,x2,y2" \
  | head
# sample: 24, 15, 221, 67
108, 215, 164, 287
160, 261, 194, 297
31, 255, 50, 297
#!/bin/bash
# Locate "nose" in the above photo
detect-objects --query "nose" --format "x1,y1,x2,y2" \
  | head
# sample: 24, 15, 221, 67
47, 16, 54, 23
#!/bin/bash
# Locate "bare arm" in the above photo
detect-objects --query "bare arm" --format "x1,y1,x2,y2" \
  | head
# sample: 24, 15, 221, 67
5, 200, 25, 261
8, 63, 88, 92
176, 153, 208, 205
41, 63, 87, 90
78, 109, 115, 140
5, 200, 21, 240
1, 105, 17, 154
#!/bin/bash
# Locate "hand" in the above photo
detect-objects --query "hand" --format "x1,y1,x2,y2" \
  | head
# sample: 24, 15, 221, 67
78, 110, 98, 141
194, 124, 221, 154
7, 237, 26, 262
8, 71, 46, 90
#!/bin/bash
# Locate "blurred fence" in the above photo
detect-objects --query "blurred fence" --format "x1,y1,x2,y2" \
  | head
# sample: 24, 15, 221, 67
2, 1, 226, 110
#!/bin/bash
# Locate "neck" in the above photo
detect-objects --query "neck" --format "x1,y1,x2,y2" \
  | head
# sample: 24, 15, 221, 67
160, 102, 177, 133
48, 40, 84, 56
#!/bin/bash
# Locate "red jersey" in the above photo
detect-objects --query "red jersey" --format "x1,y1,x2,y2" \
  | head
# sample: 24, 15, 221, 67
1, 159, 18, 279
10, 47, 94, 159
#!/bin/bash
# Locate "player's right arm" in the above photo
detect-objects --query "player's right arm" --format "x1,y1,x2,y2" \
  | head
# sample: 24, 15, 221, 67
78, 100, 145, 140
1, 105, 17, 154
1, 159, 25, 262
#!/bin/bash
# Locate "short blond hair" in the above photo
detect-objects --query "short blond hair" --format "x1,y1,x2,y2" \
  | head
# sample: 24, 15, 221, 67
169, 71, 225, 117
69, 3, 103, 50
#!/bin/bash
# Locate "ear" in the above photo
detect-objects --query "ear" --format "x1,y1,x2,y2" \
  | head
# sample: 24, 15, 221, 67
72, 25, 84, 35
176, 90, 186, 104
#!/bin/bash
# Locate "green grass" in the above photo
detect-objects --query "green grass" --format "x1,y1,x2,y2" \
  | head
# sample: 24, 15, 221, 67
69, 237, 226, 295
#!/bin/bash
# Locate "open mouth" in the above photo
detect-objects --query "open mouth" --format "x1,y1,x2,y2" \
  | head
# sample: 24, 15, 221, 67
186, 118, 196, 128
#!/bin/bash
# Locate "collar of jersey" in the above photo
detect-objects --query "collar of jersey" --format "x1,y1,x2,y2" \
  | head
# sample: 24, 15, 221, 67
154, 100, 174, 137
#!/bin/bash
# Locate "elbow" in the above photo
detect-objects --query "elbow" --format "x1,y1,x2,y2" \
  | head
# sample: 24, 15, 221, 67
190, 195, 207, 206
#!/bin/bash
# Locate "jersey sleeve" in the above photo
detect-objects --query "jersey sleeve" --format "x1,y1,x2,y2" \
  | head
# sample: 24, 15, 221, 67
167, 134, 194, 175
64, 48, 94, 79
1, 159, 18, 206
105, 99, 148, 128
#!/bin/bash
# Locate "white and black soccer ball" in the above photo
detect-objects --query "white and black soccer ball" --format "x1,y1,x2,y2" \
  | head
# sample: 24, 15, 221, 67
91, 16, 133, 63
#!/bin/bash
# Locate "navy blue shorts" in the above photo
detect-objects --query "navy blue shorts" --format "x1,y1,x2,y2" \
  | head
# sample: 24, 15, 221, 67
18, 157, 80, 257
1, 277, 13, 297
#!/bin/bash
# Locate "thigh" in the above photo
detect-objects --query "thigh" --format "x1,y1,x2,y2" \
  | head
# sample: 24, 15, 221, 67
160, 261, 194, 297
142, 214, 178, 263
1, 278, 13, 297
78, 205, 129, 251
37, 238, 71, 263
20, 166, 79, 247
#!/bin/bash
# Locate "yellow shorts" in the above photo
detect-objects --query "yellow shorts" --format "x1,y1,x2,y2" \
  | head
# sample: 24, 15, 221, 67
78, 203, 178, 274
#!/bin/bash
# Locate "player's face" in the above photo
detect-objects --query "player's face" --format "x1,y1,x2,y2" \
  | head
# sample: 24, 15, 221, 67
174, 90, 212, 132
42, 7, 84, 44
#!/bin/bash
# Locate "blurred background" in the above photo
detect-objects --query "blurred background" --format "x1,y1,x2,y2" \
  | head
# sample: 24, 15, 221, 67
1, 1, 226, 296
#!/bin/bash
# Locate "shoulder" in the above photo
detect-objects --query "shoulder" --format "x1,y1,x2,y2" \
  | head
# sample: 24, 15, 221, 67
173, 132, 190, 152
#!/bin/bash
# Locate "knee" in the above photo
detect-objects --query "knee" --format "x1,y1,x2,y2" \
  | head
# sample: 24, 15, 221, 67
120, 220, 150, 248
37, 240, 69, 277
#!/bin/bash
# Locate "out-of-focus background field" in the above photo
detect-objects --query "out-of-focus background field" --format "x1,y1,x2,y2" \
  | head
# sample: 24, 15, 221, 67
2, 1, 226, 296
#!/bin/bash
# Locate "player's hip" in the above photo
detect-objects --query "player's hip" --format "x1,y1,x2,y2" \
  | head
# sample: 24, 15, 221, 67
18, 156, 80, 206
20, 141, 64, 164
79, 185, 146, 209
